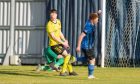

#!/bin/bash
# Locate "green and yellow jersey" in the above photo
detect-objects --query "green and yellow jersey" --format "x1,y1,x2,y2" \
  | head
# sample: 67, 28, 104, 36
46, 19, 61, 46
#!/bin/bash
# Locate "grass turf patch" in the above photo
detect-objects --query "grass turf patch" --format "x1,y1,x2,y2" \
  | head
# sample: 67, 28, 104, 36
0, 66, 140, 84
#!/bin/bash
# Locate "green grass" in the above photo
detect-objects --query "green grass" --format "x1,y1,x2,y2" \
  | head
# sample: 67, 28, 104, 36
0, 66, 140, 84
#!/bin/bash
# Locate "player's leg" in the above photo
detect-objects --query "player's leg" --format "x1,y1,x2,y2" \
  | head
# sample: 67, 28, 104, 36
41, 65, 52, 71
51, 44, 77, 76
36, 47, 53, 71
40, 57, 64, 71
82, 49, 95, 79
55, 56, 64, 67
60, 50, 71, 75
44, 47, 64, 71
51, 44, 70, 74
47, 51, 63, 71
61, 50, 78, 76
87, 50, 95, 79
88, 58, 95, 79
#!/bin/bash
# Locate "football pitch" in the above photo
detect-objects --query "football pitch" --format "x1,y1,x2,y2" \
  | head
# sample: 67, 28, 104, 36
0, 66, 140, 84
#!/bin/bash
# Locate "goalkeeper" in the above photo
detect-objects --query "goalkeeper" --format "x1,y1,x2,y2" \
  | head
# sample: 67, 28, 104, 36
36, 46, 64, 71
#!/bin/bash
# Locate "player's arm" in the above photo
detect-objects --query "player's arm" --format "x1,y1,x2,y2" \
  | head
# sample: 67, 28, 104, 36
49, 32, 69, 47
60, 31, 67, 42
76, 32, 86, 52
60, 32, 69, 47
49, 32, 64, 44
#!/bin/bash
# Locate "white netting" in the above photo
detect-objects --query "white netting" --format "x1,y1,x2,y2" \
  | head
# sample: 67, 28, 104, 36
105, 0, 140, 67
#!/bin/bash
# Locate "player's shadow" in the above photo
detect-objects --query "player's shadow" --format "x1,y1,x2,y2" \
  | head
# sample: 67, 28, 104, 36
0, 70, 47, 77
0, 70, 85, 80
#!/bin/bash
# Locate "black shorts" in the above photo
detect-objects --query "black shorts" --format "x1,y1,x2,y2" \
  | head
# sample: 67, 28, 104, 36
82, 48, 95, 60
51, 44, 70, 55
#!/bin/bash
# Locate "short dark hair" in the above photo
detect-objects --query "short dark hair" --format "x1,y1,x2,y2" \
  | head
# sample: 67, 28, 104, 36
89, 13, 98, 20
50, 9, 57, 14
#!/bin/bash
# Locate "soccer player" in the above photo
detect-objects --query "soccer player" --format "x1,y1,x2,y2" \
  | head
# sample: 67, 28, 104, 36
46, 9, 78, 76
76, 11, 101, 79
36, 47, 64, 72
